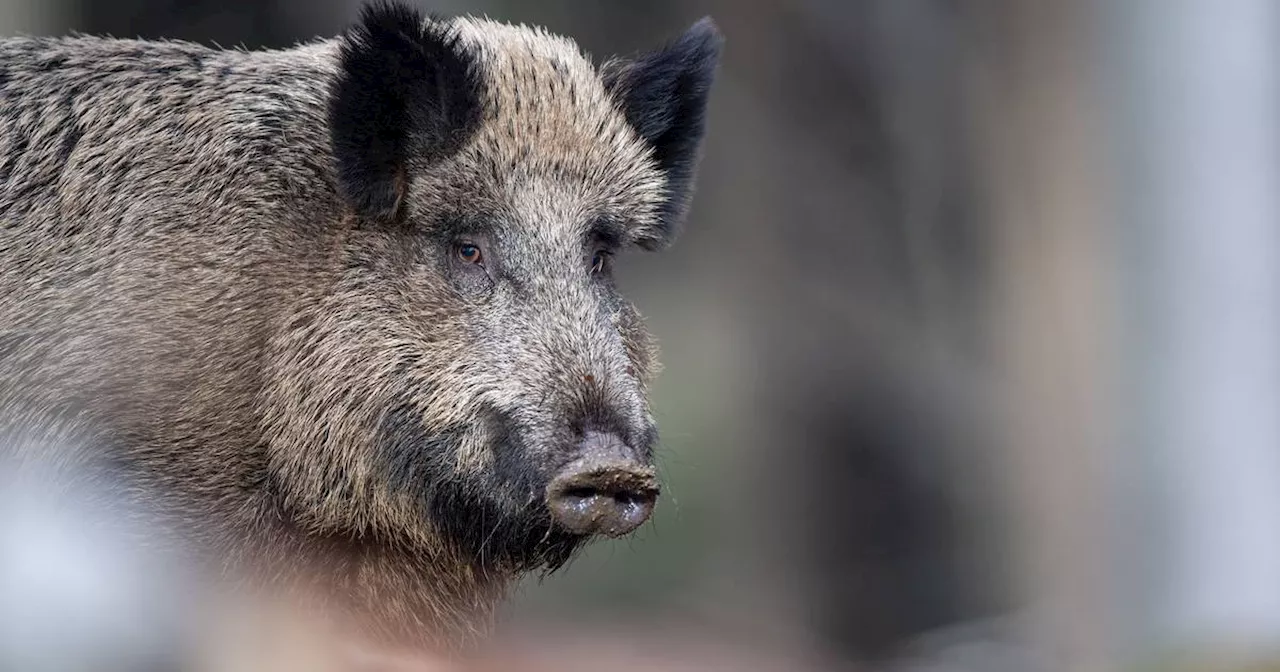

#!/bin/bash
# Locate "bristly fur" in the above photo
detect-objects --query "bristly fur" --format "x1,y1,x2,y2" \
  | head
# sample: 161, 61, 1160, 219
0, 0, 721, 654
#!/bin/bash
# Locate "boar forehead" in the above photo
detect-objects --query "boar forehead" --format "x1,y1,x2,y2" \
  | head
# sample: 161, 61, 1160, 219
404, 17, 668, 246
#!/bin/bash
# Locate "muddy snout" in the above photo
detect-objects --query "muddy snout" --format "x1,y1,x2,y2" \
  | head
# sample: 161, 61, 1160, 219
545, 432, 658, 537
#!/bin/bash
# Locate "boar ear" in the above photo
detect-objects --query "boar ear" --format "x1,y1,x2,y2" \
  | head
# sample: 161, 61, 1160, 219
602, 18, 723, 247
329, 1, 483, 223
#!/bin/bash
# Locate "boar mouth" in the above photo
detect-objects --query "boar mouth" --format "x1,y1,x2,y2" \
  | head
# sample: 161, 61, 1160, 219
373, 403, 572, 570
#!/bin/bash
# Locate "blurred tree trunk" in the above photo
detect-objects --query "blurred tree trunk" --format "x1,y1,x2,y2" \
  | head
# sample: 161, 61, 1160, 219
696, 0, 1009, 665
969, 2, 1119, 669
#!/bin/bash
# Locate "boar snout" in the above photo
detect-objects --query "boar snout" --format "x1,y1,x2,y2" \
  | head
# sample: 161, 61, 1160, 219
545, 431, 658, 537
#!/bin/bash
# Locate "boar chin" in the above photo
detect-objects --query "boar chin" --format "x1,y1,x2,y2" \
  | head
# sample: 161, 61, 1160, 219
430, 478, 585, 572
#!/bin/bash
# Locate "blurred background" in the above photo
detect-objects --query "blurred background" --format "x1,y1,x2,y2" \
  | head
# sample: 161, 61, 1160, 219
2, 1, 1279, 670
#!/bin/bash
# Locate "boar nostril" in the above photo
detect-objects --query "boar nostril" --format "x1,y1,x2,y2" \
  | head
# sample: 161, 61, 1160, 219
562, 484, 651, 506
562, 486, 598, 499
546, 459, 659, 538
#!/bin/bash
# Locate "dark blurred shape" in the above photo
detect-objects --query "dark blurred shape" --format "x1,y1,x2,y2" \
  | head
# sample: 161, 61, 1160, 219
788, 371, 980, 661
70, 0, 345, 49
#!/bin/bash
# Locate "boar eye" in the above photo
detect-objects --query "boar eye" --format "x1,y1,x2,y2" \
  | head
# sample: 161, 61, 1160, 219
456, 243, 483, 265
590, 250, 610, 275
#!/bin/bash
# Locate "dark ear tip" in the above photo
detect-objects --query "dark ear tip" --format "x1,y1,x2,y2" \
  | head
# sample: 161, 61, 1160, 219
680, 17, 725, 70
689, 16, 724, 43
